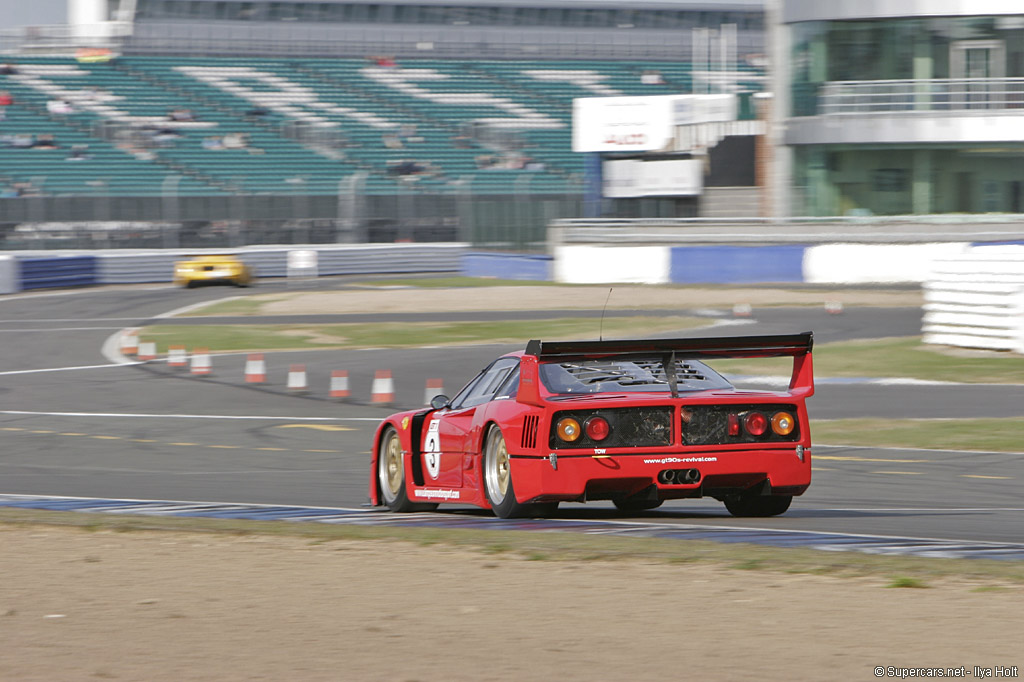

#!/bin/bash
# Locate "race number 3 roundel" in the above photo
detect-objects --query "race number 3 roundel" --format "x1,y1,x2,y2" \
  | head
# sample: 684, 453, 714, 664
424, 419, 441, 479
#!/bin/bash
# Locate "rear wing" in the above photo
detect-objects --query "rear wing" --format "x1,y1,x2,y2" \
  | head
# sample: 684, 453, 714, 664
518, 332, 814, 403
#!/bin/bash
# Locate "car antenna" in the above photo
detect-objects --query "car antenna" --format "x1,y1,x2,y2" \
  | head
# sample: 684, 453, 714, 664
599, 287, 613, 342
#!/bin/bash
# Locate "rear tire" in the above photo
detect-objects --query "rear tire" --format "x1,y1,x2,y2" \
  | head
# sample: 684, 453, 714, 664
377, 426, 437, 513
724, 494, 792, 517
483, 427, 540, 519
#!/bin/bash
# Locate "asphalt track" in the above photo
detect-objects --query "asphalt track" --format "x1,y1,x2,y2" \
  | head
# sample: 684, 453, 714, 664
1, 280, 1023, 555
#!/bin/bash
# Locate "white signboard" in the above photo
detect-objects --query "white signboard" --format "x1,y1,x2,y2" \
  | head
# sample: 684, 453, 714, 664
603, 159, 704, 198
573, 94, 738, 153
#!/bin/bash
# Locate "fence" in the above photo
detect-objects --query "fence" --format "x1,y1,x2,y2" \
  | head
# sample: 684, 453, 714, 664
922, 246, 1024, 353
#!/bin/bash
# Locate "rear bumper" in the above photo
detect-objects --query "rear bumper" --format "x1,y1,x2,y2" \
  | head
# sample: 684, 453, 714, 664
510, 447, 811, 503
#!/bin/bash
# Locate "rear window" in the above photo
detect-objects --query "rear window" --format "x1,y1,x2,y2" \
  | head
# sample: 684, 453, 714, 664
539, 357, 732, 395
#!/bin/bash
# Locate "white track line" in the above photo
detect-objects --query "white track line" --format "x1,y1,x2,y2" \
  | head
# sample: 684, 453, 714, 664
0, 409, 379, 421
0, 362, 144, 376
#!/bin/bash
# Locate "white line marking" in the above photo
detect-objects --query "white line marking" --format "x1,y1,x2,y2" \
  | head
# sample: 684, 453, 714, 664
0, 409, 380, 421
0, 362, 145, 376
0, 327, 124, 333
0, 317, 145, 323
814, 443, 1024, 456
152, 296, 242, 319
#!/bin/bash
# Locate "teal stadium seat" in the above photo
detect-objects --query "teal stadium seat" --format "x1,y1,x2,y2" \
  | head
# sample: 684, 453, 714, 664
1, 56, 764, 199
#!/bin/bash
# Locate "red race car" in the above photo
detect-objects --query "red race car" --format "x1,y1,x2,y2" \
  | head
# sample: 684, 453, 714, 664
370, 332, 814, 518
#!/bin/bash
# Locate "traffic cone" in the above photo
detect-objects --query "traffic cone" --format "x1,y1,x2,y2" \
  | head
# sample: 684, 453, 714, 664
191, 348, 212, 375
371, 369, 395, 404
167, 345, 187, 368
245, 353, 266, 383
825, 300, 844, 315
120, 330, 139, 356
330, 370, 350, 399
138, 341, 157, 361
424, 378, 444, 405
732, 303, 753, 318
287, 364, 308, 392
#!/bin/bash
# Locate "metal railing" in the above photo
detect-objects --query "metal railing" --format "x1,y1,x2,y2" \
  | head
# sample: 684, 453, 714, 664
817, 78, 1024, 115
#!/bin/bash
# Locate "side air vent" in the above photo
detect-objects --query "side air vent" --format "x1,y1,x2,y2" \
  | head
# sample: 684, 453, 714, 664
521, 415, 539, 450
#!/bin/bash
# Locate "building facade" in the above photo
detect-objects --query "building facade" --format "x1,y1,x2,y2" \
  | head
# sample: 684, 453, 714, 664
779, 0, 1024, 216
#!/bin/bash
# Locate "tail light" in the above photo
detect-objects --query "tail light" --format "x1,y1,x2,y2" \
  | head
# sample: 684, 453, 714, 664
584, 416, 610, 441
771, 411, 795, 436
743, 411, 768, 436
555, 417, 582, 442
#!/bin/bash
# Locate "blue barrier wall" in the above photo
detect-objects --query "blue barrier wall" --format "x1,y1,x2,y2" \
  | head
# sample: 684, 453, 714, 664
18, 256, 98, 290
670, 246, 806, 284
461, 252, 552, 281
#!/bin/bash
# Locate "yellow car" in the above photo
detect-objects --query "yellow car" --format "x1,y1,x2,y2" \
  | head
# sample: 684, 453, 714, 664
173, 254, 254, 288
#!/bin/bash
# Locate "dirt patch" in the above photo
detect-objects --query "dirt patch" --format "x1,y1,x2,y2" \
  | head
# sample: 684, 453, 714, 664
2, 525, 1020, 681
253, 285, 922, 316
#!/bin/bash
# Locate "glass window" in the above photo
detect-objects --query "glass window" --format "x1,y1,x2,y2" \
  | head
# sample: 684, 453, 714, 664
451, 358, 520, 409
540, 358, 731, 395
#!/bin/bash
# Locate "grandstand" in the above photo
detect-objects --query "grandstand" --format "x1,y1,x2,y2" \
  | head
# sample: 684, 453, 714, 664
0, 0, 766, 248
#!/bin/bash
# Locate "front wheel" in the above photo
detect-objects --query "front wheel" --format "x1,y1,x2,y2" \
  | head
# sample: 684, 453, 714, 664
483, 427, 540, 519
377, 427, 437, 513
724, 494, 792, 518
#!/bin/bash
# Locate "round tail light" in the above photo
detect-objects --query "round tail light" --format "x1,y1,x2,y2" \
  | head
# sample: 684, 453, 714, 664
743, 411, 768, 436
584, 416, 610, 441
771, 411, 795, 436
556, 417, 582, 442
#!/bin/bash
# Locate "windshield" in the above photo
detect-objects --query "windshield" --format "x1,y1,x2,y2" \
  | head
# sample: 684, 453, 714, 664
539, 357, 732, 395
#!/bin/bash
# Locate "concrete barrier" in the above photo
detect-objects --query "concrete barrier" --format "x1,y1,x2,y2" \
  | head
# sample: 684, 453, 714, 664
670, 245, 805, 284
0, 255, 17, 294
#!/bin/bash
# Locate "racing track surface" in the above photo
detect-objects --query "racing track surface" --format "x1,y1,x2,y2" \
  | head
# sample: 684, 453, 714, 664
1, 280, 1023, 555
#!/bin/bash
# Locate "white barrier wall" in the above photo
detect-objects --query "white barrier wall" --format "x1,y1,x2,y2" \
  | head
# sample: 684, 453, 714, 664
922, 245, 1024, 353
802, 243, 970, 285
553, 246, 671, 284
0, 255, 17, 294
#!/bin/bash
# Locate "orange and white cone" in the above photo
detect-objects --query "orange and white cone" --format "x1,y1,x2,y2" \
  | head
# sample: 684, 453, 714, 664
137, 341, 157, 361
245, 353, 266, 383
371, 370, 395, 404
120, 330, 139, 356
191, 348, 212, 375
732, 303, 753, 318
424, 378, 444, 405
825, 300, 844, 315
167, 345, 187, 368
287, 364, 308, 392
330, 370, 350, 399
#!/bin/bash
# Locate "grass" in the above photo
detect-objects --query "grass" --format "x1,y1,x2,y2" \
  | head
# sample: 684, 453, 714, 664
887, 576, 930, 589
1, 508, 1022, 585
136, 316, 707, 353
710, 336, 1024, 385
813, 418, 1024, 453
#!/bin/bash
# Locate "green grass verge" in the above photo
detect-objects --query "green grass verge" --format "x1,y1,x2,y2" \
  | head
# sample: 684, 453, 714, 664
711, 336, 1024, 385
2, 508, 1021, 584
813, 418, 1024, 453
137, 316, 706, 352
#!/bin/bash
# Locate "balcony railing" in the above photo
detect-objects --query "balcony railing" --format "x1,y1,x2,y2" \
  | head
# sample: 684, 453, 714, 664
815, 78, 1024, 115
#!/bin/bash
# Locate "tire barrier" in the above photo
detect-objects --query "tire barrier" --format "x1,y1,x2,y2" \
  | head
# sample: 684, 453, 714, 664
18, 255, 98, 291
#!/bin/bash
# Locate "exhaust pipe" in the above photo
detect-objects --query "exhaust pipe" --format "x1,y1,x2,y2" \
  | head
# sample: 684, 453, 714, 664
657, 470, 676, 484
682, 469, 701, 484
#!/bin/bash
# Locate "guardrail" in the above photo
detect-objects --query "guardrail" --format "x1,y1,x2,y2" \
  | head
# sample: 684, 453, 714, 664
818, 78, 1024, 115
922, 246, 1024, 353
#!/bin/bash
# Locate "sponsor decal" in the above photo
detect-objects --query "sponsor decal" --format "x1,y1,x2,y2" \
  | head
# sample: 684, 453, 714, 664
401, 417, 410, 430
643, 456, 718, 464
413, 488, 460, 500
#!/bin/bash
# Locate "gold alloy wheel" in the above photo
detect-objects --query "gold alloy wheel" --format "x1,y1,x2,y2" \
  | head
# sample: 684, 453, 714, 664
485, 429, 510, 505
379, 430, 403, 503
